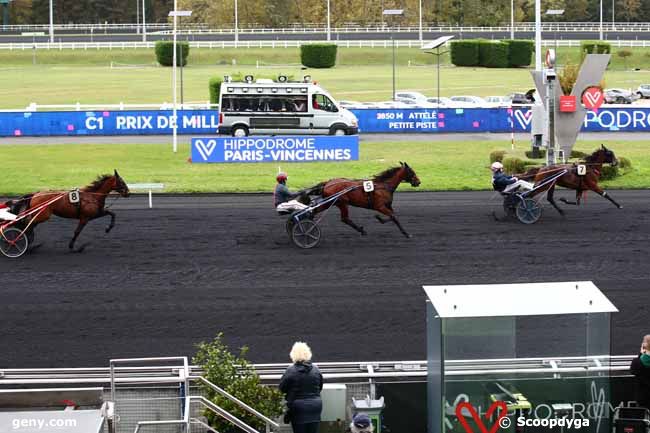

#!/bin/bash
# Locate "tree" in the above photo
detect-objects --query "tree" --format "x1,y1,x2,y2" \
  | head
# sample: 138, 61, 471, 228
617, 0, 641, 21
193, 334, 284, 433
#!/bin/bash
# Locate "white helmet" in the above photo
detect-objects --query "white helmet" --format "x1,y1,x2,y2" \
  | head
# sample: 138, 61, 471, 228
491, 161, 504, 172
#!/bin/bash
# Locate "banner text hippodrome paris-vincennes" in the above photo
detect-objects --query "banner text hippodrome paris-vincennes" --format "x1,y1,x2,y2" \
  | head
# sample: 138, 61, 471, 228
191, 136, 360, 163
3, 107, 650, 136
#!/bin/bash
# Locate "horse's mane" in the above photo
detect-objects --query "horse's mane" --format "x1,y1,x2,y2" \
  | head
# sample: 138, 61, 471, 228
85, 174, 113, 191
585, 147, 609, 163
373, 166, 402, 182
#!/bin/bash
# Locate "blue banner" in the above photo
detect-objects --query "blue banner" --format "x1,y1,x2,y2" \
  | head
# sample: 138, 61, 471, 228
191, 135, 360, 163
2, 107, 650, 136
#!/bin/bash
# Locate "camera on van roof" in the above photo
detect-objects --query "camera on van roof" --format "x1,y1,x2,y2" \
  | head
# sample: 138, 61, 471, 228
303, 75, 312, 83
278, 75, 288, 83
244, 75, 254, 83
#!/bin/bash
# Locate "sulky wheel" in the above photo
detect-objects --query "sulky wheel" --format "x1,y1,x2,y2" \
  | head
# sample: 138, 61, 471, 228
516, 198, 543, 224
0, 227, 30, 258
291, 219, 322, 249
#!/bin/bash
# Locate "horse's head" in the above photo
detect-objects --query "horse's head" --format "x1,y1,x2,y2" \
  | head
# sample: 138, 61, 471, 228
400, 162, 421, 187
591, 145, 618, 166
113, 170, 130, 197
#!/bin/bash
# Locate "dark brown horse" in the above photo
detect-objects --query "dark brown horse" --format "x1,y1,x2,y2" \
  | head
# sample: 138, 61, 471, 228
308, 162, 421, 237
14, 170, 130, 251
525, 145, 622, 215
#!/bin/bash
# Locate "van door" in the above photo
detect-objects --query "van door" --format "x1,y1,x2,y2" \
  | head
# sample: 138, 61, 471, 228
309, 93, 340, 135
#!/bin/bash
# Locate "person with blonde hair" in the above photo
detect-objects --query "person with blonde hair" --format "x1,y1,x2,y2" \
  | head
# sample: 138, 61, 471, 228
279, 342, 323, 433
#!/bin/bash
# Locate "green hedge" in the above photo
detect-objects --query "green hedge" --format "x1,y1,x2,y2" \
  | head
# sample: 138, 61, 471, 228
300, 44, 337, 68
450, 40, 480, 66
489, 150, 506, 163
483, 42, 510, 68
209, 77, 222, 104
478, 40, 493, 66
504, 39, 534, 67
155, 41, 190, 67
581, 40, 611, 55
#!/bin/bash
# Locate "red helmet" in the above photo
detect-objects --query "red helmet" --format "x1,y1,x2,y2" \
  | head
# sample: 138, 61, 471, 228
276, 172, 288, 182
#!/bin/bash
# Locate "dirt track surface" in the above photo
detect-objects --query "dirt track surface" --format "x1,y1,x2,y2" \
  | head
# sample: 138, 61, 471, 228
0, 191, 648, 368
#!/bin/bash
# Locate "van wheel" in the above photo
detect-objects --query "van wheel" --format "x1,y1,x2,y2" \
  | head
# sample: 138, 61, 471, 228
330, 127, 347, 136
232, 126, 249, 137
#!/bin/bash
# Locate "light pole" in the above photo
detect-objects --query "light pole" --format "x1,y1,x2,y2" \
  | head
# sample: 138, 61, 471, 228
49, 0, 54, 43
510, 0, 514, 39
326, 0, 331, 41
234, 0, 239, 46
534, 0, 541, 70
136, 0, 140, 34
142, 0, 147, 42
422, 35, 454, 112
419, 0, 423, 43
169, 9, 192, 153
599, 0, 604, 40
383, 9, 404, 101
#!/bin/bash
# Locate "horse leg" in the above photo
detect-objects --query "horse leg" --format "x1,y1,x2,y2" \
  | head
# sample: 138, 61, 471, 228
377, 206, 411, 238
337, 203, 367, 235
69, 219, 88, 251
546, 185, 565, 216
102, 210, 116, 233
598, 190, 623, 209
375, 215, 390, 224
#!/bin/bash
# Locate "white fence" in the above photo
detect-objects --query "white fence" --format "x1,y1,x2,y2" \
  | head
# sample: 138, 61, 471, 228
2, 39, 650, 51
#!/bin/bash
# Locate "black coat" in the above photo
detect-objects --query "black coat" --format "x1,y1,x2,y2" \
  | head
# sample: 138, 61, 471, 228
279, 362, 323, 424
630, 354, 650, 408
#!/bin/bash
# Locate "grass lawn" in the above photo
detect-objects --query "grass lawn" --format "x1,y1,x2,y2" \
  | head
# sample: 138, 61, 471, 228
1, 47, 650, 107
1, 140, 647, 196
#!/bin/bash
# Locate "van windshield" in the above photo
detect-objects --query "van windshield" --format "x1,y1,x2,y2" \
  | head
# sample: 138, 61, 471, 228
312, 94, 338, 113
221, 95, 308, 113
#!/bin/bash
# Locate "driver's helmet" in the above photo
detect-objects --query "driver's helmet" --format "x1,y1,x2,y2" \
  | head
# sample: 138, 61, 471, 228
276, 172, 288, 182
491, 162, 504, 173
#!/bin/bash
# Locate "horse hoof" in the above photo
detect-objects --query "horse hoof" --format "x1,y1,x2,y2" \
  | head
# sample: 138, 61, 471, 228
360, 229, 368, 236
618, 205, 623, 209
405, 233, 413, 239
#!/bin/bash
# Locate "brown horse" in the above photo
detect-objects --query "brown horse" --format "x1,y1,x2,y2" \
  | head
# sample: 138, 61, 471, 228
14, 170, 130, 251
308, 162, 421, 237
526, 145, 622, 216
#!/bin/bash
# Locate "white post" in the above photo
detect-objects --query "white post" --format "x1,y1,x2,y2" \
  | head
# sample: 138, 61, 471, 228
49, 0, 54, 43
599, 0, 603, 40
510, 0, 515, 39
326, 0, 331, 41
612, 0, 615, 27
136, 0, 140, 34
148, 190, 153, 209
418, 0, 423, 43
172, 0, 178, 153
234, 0, 239, 46
535, 0, 541, 71
142, 0, 147, 42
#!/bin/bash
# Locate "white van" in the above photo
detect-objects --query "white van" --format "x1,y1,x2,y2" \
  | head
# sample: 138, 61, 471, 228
218, 75, 359, 137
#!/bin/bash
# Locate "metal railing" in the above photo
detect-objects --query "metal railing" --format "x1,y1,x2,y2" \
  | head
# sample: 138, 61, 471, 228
2, 38, 650, 51
0, 102, 219, 113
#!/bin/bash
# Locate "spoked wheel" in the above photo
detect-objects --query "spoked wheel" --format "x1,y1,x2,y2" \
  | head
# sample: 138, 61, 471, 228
285, 218, 294, 236
291, 219, 322, 249
0, 227, 30, 258
516, 198, 543, 224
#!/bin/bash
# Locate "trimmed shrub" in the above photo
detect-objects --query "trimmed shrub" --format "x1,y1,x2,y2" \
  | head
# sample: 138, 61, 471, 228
618, 156, 632, 170
600, 165, 619, 180
482, 42, 510, 68
300, 44, 337, 68
450, 40, 480, 66
209, 77, 222, 105
581, 40, 611, 55
489, 150, 507, 163
570, 150, 589, 159
503, 157, 526, 174
504, 40, 534, 67
155, 41, 190, 67
525, 149, 546, 159
478, 40, 493, 66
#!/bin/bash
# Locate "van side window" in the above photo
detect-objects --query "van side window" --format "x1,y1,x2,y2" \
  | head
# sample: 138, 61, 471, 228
312, 94, 338, 113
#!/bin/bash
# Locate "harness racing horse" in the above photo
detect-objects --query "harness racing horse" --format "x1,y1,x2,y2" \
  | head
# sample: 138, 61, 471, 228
11, 170, 130, 252
308, 162, 421, 238
525, 145, 622, 216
